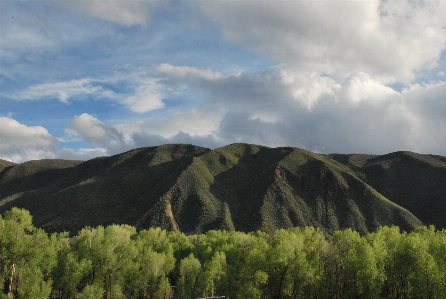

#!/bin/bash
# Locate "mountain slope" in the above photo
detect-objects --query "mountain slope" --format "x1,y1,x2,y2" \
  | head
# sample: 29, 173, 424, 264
331, 151, 446, 229
0, 144, 209, 233
147, 144, 421, 235
0, 144, 428, 234
0, 159, 16, 173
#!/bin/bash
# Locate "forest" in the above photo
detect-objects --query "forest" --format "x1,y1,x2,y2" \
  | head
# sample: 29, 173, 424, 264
1, 207, 446, 299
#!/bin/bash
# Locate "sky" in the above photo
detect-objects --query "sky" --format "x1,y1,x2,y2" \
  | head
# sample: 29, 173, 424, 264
1, 0, 446, 163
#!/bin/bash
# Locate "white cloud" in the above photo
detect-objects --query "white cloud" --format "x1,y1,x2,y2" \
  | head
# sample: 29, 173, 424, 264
277, 68, 339, 110
3, 1, 446, 162
6, 74, 165, 113
5, 72, 446, 163
0, 117, 58, 163
337, 72, 399, 105
200, 0, 446, 83
61, 0, 156, 26
116, 107, 224, 139
154, 62, 446, 155
9, 78, 117, 103
158, 63, 225, 80
70, 113, 124, 147
123, 79, 165, 113
64, 109, 225, 155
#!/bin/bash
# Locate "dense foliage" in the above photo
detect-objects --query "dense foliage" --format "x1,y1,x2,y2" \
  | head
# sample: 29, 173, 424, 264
1, 208, 446, 299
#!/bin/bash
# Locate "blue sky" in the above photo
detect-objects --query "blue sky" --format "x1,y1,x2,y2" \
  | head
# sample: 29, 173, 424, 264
1, 0, 446, 163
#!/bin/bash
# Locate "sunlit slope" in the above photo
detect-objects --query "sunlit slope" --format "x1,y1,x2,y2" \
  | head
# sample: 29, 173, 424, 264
0, 144, 424, 234
331, 151, 446, 229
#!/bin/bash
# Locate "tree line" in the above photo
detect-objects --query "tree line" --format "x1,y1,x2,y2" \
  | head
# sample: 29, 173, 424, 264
1, 207, 446, 299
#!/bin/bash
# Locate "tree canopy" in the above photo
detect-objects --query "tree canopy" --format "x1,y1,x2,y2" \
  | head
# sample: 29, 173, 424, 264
1, 208, 446, 299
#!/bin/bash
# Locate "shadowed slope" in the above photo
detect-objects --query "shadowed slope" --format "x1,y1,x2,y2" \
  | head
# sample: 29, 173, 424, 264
331, 151, 446, 228
0, 144, 209, 233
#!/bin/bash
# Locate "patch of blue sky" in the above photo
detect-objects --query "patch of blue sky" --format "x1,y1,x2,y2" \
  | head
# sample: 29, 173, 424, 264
414, 50, 446, 84
1, 99, 73, 139
388, 82, 406, 93
139, 5, 276, 74
387, 51, 446, 92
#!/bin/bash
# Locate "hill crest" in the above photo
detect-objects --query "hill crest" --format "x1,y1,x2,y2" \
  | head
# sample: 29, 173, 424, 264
2, 143, 444, 234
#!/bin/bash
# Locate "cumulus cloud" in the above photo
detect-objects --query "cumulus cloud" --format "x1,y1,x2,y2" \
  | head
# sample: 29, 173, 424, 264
338, 72, 398, 104
70, 113, 125, 147
6, 72, 446, 163
64, 109, 225, 155
149, 63, 446, 155
116, 107, 224, 139
0, 116, 115, 162
0, 117, 58, 162
200, 0, 446, 83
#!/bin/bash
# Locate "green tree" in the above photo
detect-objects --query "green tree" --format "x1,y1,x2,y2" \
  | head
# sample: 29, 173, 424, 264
129, 228, 175, 299
235, 232, 269, 299
74, 224, 137, 299
0, 208, 55, 299
201, 251, 226, 297
80, 283, 104, 299
332, 229, 382, 299
178, 253, 202, 299
53, 249, 92, 298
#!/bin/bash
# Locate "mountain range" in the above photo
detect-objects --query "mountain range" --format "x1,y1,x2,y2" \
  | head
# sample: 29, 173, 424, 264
1, 143, 445, 235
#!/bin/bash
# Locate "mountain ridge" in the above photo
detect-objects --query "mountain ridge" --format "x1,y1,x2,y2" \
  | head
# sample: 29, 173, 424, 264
2, 143, 444, 235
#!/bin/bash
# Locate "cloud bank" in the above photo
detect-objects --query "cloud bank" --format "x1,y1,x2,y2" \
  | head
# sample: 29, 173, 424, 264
2, 0, 446, 163
200, 0, 446, 83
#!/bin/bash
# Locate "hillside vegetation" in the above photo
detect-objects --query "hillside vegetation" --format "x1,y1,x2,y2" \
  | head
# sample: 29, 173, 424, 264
2, 143, 444, 234
330, 152, 446, 229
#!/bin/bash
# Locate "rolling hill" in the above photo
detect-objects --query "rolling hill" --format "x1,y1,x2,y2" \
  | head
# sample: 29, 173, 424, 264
1, 143, 442, 235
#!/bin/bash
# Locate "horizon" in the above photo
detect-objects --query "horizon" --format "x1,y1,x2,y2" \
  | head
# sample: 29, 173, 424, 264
2, 0, 446, 163
1, 142, 435, 165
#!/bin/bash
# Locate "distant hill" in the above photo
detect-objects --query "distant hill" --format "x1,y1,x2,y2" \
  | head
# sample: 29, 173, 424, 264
2, 143, 443, 235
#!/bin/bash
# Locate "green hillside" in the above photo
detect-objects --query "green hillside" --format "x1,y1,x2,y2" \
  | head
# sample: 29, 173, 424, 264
0, 145, 209, 233
0, 144, 434, 234
331, 151, 446, 229
145, 144, 422, 235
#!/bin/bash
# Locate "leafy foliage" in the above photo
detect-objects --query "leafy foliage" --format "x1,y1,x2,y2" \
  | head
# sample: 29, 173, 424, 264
2, 208, 446, 299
